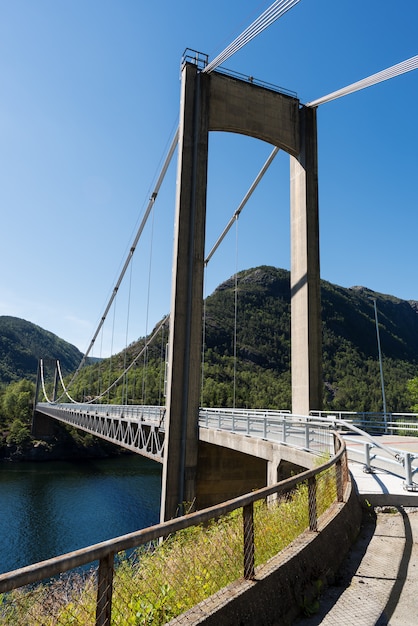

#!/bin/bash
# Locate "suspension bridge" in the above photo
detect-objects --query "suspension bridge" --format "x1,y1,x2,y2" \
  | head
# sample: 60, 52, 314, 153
31, 0, 418, 523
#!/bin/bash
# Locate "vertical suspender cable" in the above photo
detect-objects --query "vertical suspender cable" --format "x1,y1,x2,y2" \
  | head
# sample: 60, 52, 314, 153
158, 321, 166, 406
107, 299, 117, 403
142, 203, 156, 405
98, 325, 104, 400
201, 264, 208, 407
233, 217, 239, 409
122, 260, 134, 405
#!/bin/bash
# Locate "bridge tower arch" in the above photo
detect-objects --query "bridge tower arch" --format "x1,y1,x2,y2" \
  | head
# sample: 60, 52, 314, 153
161, 57, 322, 521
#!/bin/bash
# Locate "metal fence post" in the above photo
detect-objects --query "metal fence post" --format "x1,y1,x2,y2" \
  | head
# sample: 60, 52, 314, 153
305, 425, 310, 450
308, 476, 317, 532
96, 552, 114, 626
243, 503, 255, 579
404, 452, 414, 491
336, 458, 344, 502
364, 442, 372, 472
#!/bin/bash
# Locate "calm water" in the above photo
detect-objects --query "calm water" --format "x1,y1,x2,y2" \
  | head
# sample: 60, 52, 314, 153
0, 455, 162, 574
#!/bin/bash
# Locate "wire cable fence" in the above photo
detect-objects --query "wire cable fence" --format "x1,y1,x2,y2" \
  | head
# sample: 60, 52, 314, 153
0, 436, 347, 626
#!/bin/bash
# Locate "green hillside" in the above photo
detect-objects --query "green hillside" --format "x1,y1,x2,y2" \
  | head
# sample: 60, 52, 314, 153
0, 316, 84, 385
64, 266, 418, 413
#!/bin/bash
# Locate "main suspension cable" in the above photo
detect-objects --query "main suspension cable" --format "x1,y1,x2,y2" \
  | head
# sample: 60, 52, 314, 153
203, 0, 300, 74
56, 360, 78, 403
64, 126, 179, 391
39, 359, 53, 404
232, 217, 239, 409
307, 55, 418, 107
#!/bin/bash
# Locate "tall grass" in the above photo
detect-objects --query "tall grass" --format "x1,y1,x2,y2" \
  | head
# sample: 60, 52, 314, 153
0, 467, 337, 625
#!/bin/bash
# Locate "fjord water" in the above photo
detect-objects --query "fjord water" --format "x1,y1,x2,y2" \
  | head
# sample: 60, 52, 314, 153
0, 455, 162, 574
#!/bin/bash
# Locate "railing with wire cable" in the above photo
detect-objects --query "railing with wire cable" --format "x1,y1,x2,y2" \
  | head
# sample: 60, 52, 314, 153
0, 431, 350, 626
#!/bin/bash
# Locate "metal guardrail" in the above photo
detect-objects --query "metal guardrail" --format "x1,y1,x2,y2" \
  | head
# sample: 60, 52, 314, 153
199, 407, 334, 455
343, 435, 418, 491
37, 402, 165, 423
310, 410, 418, 435
309, 412, 418, 491
0, 434, 347, 626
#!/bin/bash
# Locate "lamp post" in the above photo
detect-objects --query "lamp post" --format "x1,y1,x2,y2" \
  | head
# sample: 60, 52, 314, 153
372, 298, 387, 431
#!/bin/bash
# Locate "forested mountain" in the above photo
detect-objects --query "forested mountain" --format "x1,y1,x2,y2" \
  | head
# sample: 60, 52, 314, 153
64, 266, 418, 413
0, 316, 83, 385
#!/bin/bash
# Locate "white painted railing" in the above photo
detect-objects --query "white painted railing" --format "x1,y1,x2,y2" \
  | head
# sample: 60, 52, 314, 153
310, 410, 418, 436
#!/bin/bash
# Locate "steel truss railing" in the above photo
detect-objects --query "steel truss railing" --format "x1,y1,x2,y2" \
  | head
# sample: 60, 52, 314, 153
36, 402, 165, 463
36, 404, 337, 462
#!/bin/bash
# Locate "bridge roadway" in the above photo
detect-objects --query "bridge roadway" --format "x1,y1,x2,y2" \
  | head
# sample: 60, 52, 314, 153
35, 403, 418, 501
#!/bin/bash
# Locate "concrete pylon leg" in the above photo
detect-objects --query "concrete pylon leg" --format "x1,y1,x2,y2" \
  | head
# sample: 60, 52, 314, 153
160, 63, 209, 522
290, 106, 322, 416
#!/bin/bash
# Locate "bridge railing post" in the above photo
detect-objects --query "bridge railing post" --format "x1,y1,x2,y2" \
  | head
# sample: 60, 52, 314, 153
305, 424, 310, 450
364, 442, 372, 472
243, 502, 255, 579
404, 452, 414, 491
96, 552, 114, 626
332, 432, 345, 502
336, 458, 344, 502
307, 476, 318, 531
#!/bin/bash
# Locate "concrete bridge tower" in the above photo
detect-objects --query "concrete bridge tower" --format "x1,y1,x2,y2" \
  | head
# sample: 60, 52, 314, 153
161, 55, 321, 521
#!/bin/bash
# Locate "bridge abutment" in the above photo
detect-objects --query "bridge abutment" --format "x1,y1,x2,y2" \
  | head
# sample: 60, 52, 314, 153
31, 410, 56, 438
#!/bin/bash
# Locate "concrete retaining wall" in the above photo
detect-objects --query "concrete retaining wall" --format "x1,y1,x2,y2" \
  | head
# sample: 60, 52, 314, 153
174, 479, 362, 625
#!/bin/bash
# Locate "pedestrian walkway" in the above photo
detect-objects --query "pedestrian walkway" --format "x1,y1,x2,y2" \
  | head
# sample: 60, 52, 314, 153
293, 434, 418, 625
294, 506, 418, 625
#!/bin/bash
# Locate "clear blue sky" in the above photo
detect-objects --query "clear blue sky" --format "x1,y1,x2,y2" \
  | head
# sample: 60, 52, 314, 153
1, 0, 417, 357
